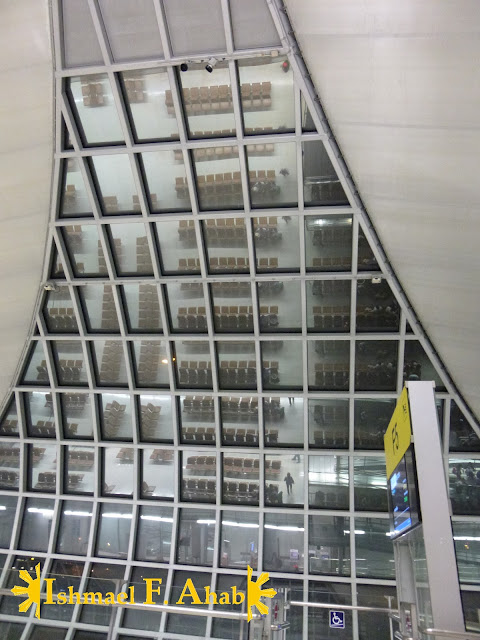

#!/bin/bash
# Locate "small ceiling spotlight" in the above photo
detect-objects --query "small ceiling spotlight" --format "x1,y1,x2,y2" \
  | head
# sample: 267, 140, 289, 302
180, 62, 188, 72
205, 57, 218, 73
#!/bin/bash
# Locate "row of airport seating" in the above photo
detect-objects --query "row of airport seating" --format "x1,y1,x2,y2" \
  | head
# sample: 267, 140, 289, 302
185, 455, 216, 473
209, 256, 249, 271
30, 422, 56, 437
219, 361, 257, 387
310, 257, 351, 270
149, 448, 174, 463
0, 471, 19, 487
224, 457, 259, 475
223, 428, 259, 445
0, 419, 18, 436
99, 340, 123, 384
138, 283, 161, 331
182, 478, 216, 501
223, 481, 259, 503
178, 361, 213, 386
56, 393, 88, 410
311, 279, 351, 297
98, 238, 121, 273
101, 286, 119, 331
133, 193, 158, 212
178, 142, 275, 164
47, 307, 78, 332
311, 305, 350, 331
221, 395, 258, 420
312, 403, 348, 425
182, 395, 214, 420
182, 426, 216, 443
123, 76, 146, 104
140, 403, 162, 438
177, 306, 208, 331
57, 358, 84, 383
165, 82, 272, 115
178, 257, 201, 272
313, 364, 349, 390
312, 226, 351, 246
136, 236, 154, 273
35, 472, 85, 490
197, 172, 243, 196
136, 341, 166, 385
312, 430, 348, 448
68, 449, 94, 468
0, 447, 21, 464
81, 80, 106, 107
102, 401, 127, 438
310, 486, 349, 509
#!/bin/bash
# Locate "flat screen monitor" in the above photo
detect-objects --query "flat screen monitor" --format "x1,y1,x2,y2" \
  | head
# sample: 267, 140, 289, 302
388, 447, 421, 539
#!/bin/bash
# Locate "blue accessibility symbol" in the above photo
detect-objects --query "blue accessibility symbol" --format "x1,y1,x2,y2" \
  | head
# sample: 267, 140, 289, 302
329, 610, 345, 629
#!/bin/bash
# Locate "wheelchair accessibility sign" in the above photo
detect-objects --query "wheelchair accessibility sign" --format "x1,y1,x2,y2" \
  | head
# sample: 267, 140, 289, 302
329, 610, 345, 629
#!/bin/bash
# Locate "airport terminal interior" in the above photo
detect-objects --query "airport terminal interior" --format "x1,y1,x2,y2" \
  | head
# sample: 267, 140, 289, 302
0, 1, 479, 639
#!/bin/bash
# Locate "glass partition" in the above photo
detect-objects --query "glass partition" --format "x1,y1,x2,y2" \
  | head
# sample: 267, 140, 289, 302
356, 279, 400, 333
29, 443, 57, 492
254, 216, 300, 272
358, 226, 380, 271
265, 454, 304, 507
52, 341, 88, 386
354, 517, 395, 579
67, 74, 125, 146
261, 340, 303, 391
181, 450, 216, 504
43, 559, 84, 622
247, 141, 298, 208
353, 456, 388, 512
308, 581, 352, 638
193, 148, 244, 211
264, 397, 304, 447
141, 448, 174, 500
121, 68, 177, 142
305, 215, 352, 272
122, 566, 166, 633
221, 395, 258, 447
308, 399, 349, 449
142, 149, 192, 213
449, 401, 480, 451
217, 341, 256, 390
155, 219, 201, 275
0, 496, 18, 547
91, 154, 138, 215
56, 500, 93, 556
308, 514, 350, 576
122, 283, 163, 333
138, 394, 174, 443
302, 140, 348, 206
91, 340, 128, 387
355, 340, 398, 392
306, 279, 351, 333
108, 222, 154, 276
99, 393, 133, 441
135, 505, 173, 563
220, 511, 259, 569
102, 446, 134, 497
79, 284, 120, 333
222, 452, 259, 506
263, 513, 304, 573
173, 340, 213, 390
257, 281, 301, 332
0, 397, 19, 437
18, 498, 54, 552
203, 218, 250, 274
0, 442, 20, 490
79, 562, 123, 626
404, 341, 446, 390
180, 394, 216, 446
176, 508, 215, 566
354, 399, 396, 450
166, 282, 207, 334
61, 392, 94, 439
21, 342, 49, 386
65, 445, 95, 494
449, 458, 480, 516
308, 340, 350, 391
59, 157, 93, 218
131, 340, 170, 388
211, 281, 253, 334
96, 502, 132, 558
43, 287, 79, 334
24, 391, 56, 438
238, 56, 294, 134
452, 521, 480, 584
62, 224, 108, 277
308, 455, 349, 510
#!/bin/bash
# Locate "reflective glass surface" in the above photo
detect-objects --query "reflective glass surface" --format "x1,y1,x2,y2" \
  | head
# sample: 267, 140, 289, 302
59, 158, 93, 218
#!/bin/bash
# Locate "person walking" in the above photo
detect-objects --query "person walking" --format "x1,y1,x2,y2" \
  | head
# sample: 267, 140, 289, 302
284, 472, 294, 495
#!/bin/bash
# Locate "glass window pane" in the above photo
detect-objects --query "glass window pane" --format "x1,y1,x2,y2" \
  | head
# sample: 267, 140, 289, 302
211, 282, 253, 334
173, 341, 213, 390
357, 585, 397, 640
62, 0, 103, 67
0, 397, 19, 437
264, 513, 304, 573
354, 399, 396, 450
19, 498, 54, 552
254, 216, 300, 272
222, 453, 259, 505
122, 69, 178, 143
211, 574, 252, 639
308, 581, 352, 638
63, 225, 108, 277
239, 56, 294, 134
61, 392, 94, 439
221, 396, 258, 447
102, 447, 134, 497
43, 559, 84, 622
24, 391, 55, 438
354, 456, 388, 512
67, 75, 125, 146
303, 140, 348, 206
135, 505, 173, 562
181, 451, 216, 504
43, 288, 79, 334
449, 401, 480, 452
80, 284, 119, 333
301, 93, 316, 132
96, 502, 132, 558
29, 443, 56, 492
449, 458, 480, 516
265, 454, 304, 508
59, 158, 93, 218
194, 148, 244, 211
355, 517, 395, 579
230, 0, 281, 50
100, 393, 133, 441
131, 340, 170, 388
404, 341, 446, 390
163, 0, 226, 56
29, 626, 67, 640
264, 397, 304, 447
261, 340, 303, 391
308, 340, 350, 391
21, 342, 49, 386
139, 395, 174, 443
166, 570, 210, 636
141, 448, 175, 500
247, 142, 297, 208
358, 227, 380, 271
308, 455, 349, 510
217, 341, 256, 390
155, 219, 201, 275
179, 62, 236, 139
357, 279, 399, 333
305, 215, 353, 272
308, 514, 350, 576
91, 340, 128, 387
56, 500, 93, 555
50, 244, 66, 280
122, 283, 162, 333
52, 341, 88, 386
203, 219, 249, 274
65, 445, 95, 494
0, 442, 20, 490
453, 521, 480, 584
0, 496, 17, 547
257, 281, 301, 332
79, 562, 123, 626
180, 395, 216, 445
142, 149, 192, 212
306, 280, 351, 333
91, 154, 138, 215
176, 508, 215, 565
108, 222, 154, 276
166, 282, 207, 334
98, 0, 163, 63
1, 556, 45, 618
308, 398, 349, 449
355, 340, 398, 392
219, 511, 259, 569
122, 566, 166, 632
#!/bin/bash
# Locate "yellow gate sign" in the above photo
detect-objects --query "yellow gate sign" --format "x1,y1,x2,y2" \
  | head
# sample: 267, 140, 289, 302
384, 387, 412, 478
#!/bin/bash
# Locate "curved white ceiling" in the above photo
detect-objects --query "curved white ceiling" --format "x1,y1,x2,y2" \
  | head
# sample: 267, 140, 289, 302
285, 0, 480, 421
0, 1, 53, 404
